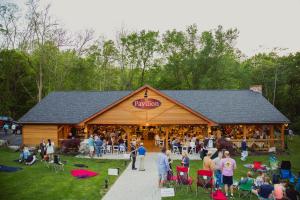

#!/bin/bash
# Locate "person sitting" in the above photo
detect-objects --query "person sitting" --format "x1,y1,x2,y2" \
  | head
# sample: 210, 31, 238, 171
286, 183, 300, 200
181, 151, 190, 168
252, 176, 274, 199
255, 171, 265, 189
273, 179, 286, 200
19, 147, 31, 163
25, 153, 37, 165
238, 171, 253, 185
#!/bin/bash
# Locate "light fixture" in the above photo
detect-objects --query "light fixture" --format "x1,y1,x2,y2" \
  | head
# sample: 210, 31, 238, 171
144, 88, 148, 99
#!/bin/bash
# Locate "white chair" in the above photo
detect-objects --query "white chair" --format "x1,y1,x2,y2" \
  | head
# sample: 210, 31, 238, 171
106, 145, 112, 154
159, 140, 164, 148
119, 144, 126, 154
182, 146, 188, 154
113, 145, 119, 154
189, 142, 196, 154
172, 146, 180, 154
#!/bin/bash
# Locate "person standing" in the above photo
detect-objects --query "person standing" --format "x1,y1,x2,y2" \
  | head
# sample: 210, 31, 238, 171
203, 151, 215, 171
157, 147, 170, 188
39, 139, 46, 159
46, 139, 54, 162
11, 123, 16, 134
130, 141, 137, 170
94, 135, 103, 157
213, 151, 224, 189
3, 123, 9, 136
221, 151, 237, 197
241, 137, 248, 161
88, 135, 95, 158
137, 143, 146, 171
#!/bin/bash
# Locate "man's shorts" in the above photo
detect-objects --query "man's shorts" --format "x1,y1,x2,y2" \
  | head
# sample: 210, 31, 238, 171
222, 175, 233, 186
89, 146, 94, 152
159, 172, 167, 182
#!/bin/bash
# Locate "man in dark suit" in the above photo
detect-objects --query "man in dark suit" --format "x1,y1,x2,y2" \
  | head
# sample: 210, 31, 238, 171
130, 142, 137, 170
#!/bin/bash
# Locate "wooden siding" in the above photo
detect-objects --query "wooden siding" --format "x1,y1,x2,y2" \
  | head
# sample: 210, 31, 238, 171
23, 125, 58, 146
87, 88, 208, 125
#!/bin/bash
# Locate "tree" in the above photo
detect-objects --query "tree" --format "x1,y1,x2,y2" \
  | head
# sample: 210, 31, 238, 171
0, 49, 36, 119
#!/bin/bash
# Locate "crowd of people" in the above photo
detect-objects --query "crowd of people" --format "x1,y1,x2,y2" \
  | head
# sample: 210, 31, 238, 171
18, 138, 55, 165
156, 148, 300, 200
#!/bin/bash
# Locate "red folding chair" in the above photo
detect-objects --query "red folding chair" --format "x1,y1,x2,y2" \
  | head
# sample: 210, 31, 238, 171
253, 161, 264, 171
176, 166, 193, 191
196, 169, 214, 195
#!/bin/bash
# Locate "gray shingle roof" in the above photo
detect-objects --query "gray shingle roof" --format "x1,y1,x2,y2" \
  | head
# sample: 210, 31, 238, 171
19, 89, 289, 124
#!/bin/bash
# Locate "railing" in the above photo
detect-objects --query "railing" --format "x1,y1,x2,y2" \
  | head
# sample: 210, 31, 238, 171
231, 138, 283, 151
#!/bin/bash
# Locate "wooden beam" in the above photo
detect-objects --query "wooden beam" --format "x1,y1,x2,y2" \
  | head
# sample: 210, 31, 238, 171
165, 127, 169, 150
207, 125, 211, 137
243, 125, 247, 139
270, 125, 274, 147
281, 124, 285, 150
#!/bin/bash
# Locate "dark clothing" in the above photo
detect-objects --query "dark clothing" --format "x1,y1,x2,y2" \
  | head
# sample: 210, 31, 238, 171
223, 175, 233, 186
241, 141, 247, 151
39, 143, 46, 159
258, 184, 274, 199
286, 188, 300, 200
182, 157, 189, 168
130, 145, 137, 169
132, 156, 136, 169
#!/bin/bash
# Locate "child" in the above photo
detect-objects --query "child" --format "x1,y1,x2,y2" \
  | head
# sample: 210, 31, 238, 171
255, 171, 265, 188
181, 151, 190, 168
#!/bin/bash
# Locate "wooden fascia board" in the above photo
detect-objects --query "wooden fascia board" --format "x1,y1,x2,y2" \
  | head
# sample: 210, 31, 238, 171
80, 84, 217, 126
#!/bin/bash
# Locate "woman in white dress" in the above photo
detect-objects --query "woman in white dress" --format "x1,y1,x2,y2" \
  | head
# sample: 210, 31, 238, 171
46, 139, 55, 162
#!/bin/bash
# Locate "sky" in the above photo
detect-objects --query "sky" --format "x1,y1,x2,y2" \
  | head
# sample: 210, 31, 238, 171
14, 0, 300, 57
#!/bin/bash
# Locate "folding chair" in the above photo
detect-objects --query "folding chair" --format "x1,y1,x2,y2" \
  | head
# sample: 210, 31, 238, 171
172, 146, 180, 154
113, 145, 119, 154
176, 166, 193, 192
182, 146, 188, 154
119, 144, 126, 154
189, 142, 196, 154
238, 178, 254, 199
196, 169, 213, 195
53, 155, 64, 173
280, 161, 294, 182
269, 154, 279, 171
159, 140, 164, 148
106, 145, 112, 154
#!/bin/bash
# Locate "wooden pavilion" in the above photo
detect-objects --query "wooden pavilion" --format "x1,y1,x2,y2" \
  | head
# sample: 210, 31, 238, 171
19, 85, 289, 151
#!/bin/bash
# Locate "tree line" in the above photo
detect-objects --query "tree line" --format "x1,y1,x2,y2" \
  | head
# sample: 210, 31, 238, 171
0, 1, 299, 132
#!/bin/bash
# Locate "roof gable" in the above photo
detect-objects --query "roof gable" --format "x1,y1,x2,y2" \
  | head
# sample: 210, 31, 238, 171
85, 85, 216, 125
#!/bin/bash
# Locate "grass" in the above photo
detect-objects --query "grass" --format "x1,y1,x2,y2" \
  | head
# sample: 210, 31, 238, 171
0, 148, 128, 200
163, 136, 300, 200
0, 136, 299, 200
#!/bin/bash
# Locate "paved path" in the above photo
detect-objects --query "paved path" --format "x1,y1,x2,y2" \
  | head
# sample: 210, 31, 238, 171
102, 153, 161, 200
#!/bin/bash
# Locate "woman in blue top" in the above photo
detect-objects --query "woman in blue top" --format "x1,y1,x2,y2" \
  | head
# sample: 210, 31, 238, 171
181, 151, 190, 168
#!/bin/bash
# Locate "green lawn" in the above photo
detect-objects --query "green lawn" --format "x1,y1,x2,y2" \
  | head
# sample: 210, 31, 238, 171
0, 137, 299, 200
164, 136, 300, 200
0, 148, 127, 200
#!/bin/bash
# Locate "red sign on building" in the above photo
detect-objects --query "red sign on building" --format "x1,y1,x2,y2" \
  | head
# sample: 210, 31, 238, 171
132, 98, 161, 109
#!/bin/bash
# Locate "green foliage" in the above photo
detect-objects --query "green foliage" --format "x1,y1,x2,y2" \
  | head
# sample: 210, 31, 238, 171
0, 22, 299, 133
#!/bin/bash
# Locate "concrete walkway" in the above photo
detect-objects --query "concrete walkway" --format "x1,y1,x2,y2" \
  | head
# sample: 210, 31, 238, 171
102, 153, 161, 200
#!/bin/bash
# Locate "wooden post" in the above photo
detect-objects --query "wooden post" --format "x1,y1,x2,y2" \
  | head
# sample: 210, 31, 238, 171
84, 124, 88, 139
243, 125, 247, 139
166, 127, 169, 150
207, 125, 211, 137
270, 125, 274, 147
281, 124, 285, 150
